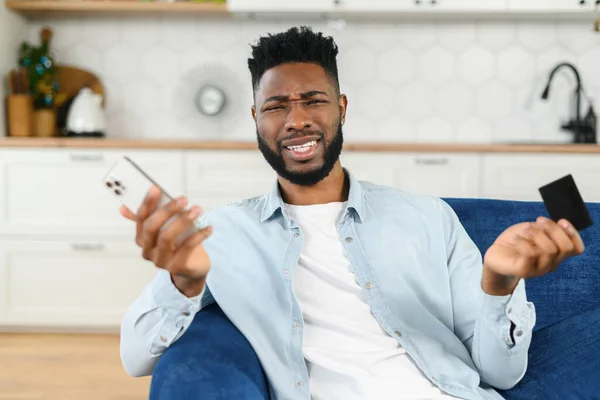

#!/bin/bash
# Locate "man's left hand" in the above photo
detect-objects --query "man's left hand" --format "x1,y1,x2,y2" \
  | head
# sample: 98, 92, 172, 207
482, 216, 585, 296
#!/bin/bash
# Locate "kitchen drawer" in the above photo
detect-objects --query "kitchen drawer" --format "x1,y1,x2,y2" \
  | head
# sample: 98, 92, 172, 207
0, 239, 157, 329
184, 150, 276, 211
342, 152, 481, 198
0, 149, 183, 237
481, 154, 600, 201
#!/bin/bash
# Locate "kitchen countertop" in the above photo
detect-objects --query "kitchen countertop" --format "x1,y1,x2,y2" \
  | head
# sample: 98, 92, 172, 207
1, 137, 600, 153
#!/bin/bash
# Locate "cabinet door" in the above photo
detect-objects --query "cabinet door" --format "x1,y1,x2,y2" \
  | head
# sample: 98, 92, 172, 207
482, 154, 600, 201
342, 152, 481, 198
0, 149, 183, 237
508, 0, 593, 11
0, 239, 157, 329
228, 0, 334, 12
333, 0, 415, 12
185, 151, 276, 212
430, 0, 508, 11
391, 153, 481, 198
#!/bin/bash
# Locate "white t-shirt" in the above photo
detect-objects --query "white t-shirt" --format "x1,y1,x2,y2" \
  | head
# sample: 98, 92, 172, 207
285, 201, 458, 400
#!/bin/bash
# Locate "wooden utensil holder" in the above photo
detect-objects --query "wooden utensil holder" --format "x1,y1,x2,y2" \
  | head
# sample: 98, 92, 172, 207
6, 95, 33, 137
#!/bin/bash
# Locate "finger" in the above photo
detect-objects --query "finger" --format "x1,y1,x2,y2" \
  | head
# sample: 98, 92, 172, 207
525, 221, 558, 272
154, 206, 202, 267
120, 205, 136, 221
136, 186, 161, 246
557, 219, 585, 255
536, 216, 574, 265
141, 197, 187, 260
136, 185, 161, 220
168, 226, 213, 278
511, 233, 542, 279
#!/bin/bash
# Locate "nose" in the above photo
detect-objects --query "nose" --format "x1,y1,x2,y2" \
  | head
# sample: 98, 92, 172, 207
284, 104, 313, 132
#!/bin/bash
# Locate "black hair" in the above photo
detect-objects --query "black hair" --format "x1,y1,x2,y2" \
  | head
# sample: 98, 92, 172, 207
247, 26, 340, 95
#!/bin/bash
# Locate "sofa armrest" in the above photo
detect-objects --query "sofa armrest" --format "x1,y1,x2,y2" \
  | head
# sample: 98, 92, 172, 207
150, 303, 269, 400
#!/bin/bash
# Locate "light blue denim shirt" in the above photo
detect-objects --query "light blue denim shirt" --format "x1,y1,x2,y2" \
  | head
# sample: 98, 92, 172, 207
120, 170, 536, 400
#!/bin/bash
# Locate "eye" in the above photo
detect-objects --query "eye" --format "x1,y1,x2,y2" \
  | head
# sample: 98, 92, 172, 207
306, 100, 326, 105
265, 105, 284, 112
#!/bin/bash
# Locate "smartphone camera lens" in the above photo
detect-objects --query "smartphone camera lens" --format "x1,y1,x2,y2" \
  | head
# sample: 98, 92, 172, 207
115, 181, 122, 187
115, 189, 122, 196
106, 181, 113, 188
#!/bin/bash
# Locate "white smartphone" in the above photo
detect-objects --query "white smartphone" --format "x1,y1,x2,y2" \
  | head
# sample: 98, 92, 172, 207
103, 156, 173, 214
103, 156, 201, 241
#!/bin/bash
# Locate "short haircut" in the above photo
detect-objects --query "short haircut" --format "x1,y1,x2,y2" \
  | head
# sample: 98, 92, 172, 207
247, 26, 340, 95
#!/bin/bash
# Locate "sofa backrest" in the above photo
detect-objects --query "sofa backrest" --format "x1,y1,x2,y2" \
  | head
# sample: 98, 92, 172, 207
443, 198, 600, 332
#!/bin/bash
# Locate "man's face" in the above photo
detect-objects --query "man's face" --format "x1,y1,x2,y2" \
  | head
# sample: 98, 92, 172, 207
252, 62, 347, 186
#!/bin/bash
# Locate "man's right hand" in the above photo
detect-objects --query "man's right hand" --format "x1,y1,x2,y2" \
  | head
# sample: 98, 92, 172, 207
120, 186, 213, 298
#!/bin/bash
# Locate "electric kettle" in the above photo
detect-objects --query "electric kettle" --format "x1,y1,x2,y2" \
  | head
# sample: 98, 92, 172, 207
65, 87, 106, 137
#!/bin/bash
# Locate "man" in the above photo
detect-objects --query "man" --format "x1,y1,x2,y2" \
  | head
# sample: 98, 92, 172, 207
120, 27, 584, 400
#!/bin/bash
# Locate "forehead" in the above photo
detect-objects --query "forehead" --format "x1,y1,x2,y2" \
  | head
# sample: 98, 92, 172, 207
256, 62, 333, 99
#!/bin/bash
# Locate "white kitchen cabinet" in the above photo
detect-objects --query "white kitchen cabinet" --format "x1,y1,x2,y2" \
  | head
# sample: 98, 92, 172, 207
0, 149, 183, 237
0, 239, 158, 329
429, 0, 509, 11
507, 0, 595, 12
341, 152, 481, 198
481, 154, 600, 202
228, 0, 334, 12
333, 0, 415, 12
185, 150, 276, 212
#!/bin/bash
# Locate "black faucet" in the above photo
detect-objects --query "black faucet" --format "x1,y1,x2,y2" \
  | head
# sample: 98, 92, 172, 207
541, 62, 597, 144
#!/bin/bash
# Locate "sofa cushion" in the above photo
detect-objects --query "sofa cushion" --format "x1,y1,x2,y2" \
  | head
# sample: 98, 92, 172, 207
499, 305, 600, 400
150, 303, 270, 400
444, 198, 600, 331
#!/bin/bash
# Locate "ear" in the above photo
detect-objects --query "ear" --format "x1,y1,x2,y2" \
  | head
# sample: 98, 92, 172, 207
339, 94, 348, 125
251, 105, 257, 122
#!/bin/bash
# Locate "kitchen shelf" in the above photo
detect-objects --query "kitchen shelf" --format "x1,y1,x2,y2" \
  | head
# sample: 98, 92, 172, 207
5, 0, 228, 16
1, 137, 600, 154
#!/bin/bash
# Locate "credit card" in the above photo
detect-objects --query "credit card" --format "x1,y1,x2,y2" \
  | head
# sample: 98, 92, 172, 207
538, 174, 593, 231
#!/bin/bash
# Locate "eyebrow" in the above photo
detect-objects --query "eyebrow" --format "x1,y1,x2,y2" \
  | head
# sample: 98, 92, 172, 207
263, 91, 328, 105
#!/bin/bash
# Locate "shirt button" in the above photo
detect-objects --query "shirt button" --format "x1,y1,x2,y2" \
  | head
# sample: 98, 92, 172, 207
365, 282, 374, 289
160, 335, 168, 343
345, 237, 353, 243
504, 337, 512, 343
284, 269, 289, 276
515, 330, 523, 337
294, 321, 300, 328
182, 310, 191, 316
293, 232, 300, 238
297, 381, 304, 387
394, 331, 401, 337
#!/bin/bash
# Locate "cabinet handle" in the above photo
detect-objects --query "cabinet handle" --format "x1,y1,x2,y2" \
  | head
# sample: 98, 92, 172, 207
70, 154, 105, 162
71, 243, 106, 251
414, 157, 449, 165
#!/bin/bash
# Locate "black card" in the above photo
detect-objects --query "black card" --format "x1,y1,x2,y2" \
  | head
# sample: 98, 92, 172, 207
538, 174, 593, 231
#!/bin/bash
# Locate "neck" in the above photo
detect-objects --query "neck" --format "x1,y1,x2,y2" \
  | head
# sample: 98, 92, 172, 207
278, 162, 348, 206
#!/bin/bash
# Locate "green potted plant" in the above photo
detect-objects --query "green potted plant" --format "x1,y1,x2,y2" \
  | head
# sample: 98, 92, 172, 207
18, 27, 60, 137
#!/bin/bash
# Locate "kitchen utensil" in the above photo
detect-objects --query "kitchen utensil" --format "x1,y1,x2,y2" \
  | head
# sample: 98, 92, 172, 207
6, 95, 33, 137
65, 87, 106, 137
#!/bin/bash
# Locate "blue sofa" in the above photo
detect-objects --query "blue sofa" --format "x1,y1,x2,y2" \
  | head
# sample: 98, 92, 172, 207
149, 199, 600, 400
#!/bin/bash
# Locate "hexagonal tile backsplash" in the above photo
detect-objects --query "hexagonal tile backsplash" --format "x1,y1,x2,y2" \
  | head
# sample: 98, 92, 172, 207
29, 17, 600, 143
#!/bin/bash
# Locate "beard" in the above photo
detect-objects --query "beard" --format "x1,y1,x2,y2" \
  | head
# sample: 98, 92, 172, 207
257, 123, 344, 187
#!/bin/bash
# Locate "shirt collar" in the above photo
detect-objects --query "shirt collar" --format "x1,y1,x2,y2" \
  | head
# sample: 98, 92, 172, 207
260, 168, 365, 224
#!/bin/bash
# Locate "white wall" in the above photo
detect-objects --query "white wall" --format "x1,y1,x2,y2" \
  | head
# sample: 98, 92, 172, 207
24, 16, 600, 143
0, 0, 27, 137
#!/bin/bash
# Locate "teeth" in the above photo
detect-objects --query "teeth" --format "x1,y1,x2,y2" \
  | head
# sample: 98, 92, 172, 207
286, 141, 317, 151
